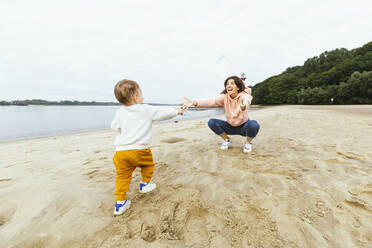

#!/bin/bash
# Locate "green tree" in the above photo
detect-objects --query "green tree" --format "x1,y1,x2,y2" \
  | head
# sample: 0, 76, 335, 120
252, 41, 372, 104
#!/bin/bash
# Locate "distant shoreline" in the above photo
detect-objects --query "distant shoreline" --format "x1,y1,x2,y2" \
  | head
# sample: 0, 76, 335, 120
0, 100, 181, 106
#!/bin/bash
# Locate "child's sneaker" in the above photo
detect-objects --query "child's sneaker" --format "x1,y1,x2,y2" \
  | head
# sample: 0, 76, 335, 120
243, 141, 252, 153
139, 181, 156, 193
220, 139, 232, 150
114, 199, 131, 216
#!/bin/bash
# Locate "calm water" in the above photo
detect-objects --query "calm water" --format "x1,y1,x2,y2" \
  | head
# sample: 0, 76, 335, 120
0, 105, 225, 142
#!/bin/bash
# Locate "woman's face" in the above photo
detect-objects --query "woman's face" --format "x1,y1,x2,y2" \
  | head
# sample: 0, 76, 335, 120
225, 79, 239, 96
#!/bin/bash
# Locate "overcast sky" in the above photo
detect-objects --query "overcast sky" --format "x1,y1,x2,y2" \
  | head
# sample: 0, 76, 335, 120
1, 0, 371, 103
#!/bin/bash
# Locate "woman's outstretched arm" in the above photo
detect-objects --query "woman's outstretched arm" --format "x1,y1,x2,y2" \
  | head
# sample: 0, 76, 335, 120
182, 95, 224, 110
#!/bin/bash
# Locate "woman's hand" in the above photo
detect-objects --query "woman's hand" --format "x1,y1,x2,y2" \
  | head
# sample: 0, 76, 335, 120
240, 96, 248, 111
181, 97, 196, 110
239, 99, 246, 111
239, 94, 252, 111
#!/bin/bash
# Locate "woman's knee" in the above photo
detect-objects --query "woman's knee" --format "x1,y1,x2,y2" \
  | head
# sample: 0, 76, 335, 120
208, 118, 219, 129
244, 120, 260, 137
250, 120, 260, 132
208, 118, 226, 135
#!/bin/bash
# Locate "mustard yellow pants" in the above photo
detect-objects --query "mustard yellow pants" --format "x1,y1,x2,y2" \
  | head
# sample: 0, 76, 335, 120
113, 148, 154, 201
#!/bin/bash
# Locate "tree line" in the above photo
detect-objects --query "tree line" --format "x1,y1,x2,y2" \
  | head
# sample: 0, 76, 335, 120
252, 41, 372, 104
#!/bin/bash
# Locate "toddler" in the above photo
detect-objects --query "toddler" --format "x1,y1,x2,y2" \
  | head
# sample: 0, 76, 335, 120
111, 79, 183, 215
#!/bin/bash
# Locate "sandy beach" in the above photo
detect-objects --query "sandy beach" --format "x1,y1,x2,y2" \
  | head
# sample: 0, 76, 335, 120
1, 105, 371, 248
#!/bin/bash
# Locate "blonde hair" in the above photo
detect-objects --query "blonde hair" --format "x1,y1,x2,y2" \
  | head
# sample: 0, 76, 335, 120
114, 79, 140, 105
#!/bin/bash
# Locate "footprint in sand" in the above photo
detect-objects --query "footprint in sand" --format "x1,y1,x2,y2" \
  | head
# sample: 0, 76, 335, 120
85, 169, 99, 176
161, 137, 186, 144
0, 178, 12, 182
157, 162, 168, 168
352, 216, 362, 228
345, 185, 372, 211
346, 184, 372, 211
141, 223, 156, 242
348, 184, 372, 196
323, 158, 351, 165
66, 149, 81, 154
345, 196, 371, 211
337, 151, 365, 161
85, 170, 100, 179
83, 159, 92, 165
0, 204, 17, 228
25, 149, 38, 154
83, 157, 108, 165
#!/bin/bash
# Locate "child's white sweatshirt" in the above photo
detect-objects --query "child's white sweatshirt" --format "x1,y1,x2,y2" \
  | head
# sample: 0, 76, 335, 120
111, 104, 178, 151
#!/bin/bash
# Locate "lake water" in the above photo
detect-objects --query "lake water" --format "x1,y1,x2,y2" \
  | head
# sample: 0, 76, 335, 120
0, 105, 225, 142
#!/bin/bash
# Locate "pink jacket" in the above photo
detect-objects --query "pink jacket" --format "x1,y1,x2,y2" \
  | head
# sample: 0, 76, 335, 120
196, 91, 253, 126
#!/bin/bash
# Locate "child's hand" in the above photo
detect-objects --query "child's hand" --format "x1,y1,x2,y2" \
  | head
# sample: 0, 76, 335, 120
177, 107, 184, 115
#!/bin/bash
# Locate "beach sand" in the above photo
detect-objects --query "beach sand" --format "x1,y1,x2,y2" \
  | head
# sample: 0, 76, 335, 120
1, 105, 371, 248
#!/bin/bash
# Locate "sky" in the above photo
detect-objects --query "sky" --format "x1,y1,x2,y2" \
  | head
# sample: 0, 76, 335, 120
0, 0, 371, 103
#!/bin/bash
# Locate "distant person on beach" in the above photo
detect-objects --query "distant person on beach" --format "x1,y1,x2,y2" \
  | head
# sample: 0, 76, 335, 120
111, 79, 184, 215
240, 73, 252, 95
182, 76, 259, 153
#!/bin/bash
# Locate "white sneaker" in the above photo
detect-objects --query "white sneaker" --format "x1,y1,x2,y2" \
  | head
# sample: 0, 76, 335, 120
114, 200, 131, 215
220, 139, 232, 150
139, 181, 156, 193
243, 142, 252, 153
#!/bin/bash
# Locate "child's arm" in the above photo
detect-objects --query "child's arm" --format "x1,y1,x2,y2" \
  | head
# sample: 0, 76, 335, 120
148, 105, 179, 121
